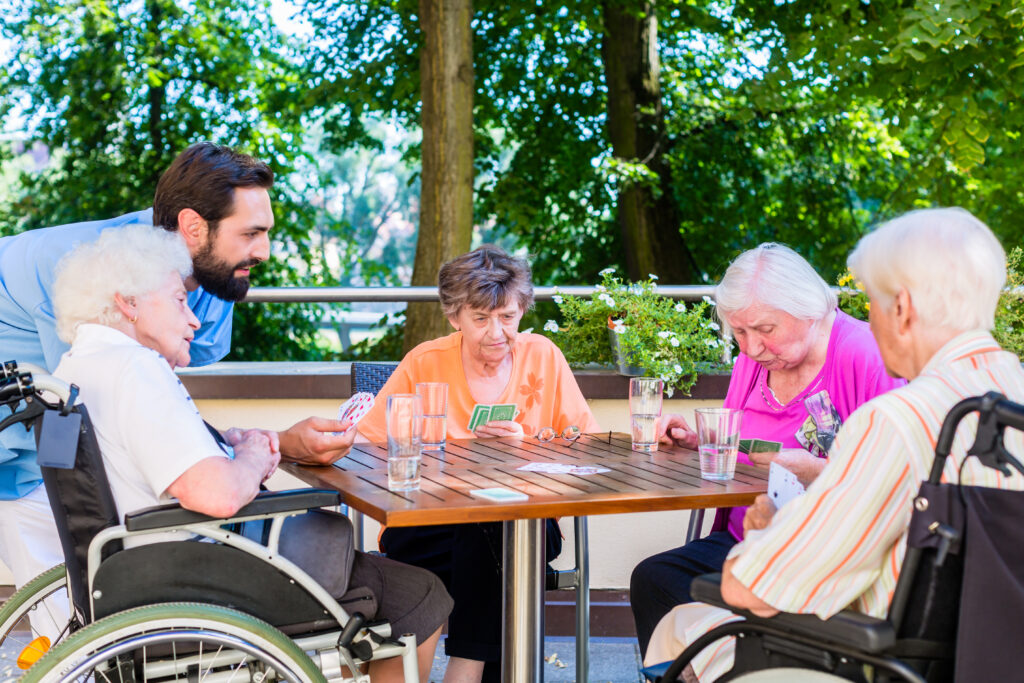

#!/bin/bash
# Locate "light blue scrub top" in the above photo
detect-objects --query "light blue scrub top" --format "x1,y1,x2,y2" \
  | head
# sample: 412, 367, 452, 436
0, 210, 234, 499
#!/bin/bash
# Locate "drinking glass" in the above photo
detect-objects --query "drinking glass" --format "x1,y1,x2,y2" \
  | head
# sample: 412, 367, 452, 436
694, 408, 743, 481
416, 382, 448, 452
386, 394, 423, 491
629, 377, 664, 452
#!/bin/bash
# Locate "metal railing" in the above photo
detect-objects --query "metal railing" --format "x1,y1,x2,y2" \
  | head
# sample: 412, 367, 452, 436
242, 285, 718, 303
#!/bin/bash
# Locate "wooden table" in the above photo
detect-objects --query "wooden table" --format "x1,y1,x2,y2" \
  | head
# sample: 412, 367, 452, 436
283, 433, 768, 683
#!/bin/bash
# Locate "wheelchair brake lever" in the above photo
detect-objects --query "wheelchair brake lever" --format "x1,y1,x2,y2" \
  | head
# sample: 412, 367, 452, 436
928, 521, 960, 567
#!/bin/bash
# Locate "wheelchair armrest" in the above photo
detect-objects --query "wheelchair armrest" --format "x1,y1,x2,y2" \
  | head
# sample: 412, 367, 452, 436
124, 489, 343, 532
691, 573, 895, 653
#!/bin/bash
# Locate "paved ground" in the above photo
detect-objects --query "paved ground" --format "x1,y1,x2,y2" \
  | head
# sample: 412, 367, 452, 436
2, 635, 644, 682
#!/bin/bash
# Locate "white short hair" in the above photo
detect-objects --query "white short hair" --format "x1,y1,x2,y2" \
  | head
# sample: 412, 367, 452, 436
847, 207, 1005, 332
714, 243, 837, 334
53, 225, 193, 343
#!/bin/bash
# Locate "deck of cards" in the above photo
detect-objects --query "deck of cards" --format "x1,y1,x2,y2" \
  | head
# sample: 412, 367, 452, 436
336, 392, 375, 435
468, 403, 519, 431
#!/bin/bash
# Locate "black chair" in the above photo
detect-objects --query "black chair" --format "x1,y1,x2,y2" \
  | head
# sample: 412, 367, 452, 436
0, 364, 419, 682
350, 361, 399, 396
653, 392, 1024, 683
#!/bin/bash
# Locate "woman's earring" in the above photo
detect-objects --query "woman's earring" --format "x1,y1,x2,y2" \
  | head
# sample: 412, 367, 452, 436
129, 315, 138, 324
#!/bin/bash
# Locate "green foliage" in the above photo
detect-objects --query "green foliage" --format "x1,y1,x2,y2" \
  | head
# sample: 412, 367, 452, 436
836, 271, 870, 323
545, 270, 727, 396
994, 248, 1024, 360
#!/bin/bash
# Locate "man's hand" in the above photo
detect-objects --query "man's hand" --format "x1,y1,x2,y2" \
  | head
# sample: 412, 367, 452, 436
743, 494, 777, 534
475, 420, 524, 439
721, 557, 779, 618
278, 417, 357, 466
747, 448, 826, 486
657, 413, 698, 449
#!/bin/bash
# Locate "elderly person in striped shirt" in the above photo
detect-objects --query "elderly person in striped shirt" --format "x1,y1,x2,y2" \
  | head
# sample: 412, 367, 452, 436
645, 207, 1024, 681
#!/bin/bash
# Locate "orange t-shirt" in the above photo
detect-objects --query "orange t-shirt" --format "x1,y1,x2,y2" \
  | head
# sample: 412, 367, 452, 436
358, 332, 600, 442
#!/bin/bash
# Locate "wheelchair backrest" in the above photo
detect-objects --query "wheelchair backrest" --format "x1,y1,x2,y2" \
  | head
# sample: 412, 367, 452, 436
35, 403, 123, 622
886, 392, 1024, 676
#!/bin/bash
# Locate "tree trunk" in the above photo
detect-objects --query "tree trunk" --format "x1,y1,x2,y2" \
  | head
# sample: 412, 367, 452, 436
602, 0, 693, 282
404, 0, 475, 355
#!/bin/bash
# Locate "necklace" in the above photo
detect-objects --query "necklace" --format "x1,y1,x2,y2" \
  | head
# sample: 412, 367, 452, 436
759, 372, 825, 412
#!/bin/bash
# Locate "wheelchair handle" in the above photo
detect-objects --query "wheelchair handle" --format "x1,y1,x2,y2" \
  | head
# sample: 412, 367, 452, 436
932, 392, 1024, 482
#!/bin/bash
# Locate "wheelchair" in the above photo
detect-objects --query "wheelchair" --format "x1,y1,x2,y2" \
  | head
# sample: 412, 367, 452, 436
651, 392, 1024, 683
0, 361, 420, 682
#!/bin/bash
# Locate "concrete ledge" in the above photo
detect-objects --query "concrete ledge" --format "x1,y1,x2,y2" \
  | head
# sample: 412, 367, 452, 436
177, 362, 730, 401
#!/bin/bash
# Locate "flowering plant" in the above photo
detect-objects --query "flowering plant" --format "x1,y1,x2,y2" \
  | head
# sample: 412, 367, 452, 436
837, 270, 870, 321
541, 269, 729, 396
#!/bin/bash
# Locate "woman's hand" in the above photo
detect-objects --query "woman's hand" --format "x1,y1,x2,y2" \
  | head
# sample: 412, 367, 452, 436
475, 420, 525, 439
657, 413, 698, 449
747, 447, 826, 486
743, 494, 777, 534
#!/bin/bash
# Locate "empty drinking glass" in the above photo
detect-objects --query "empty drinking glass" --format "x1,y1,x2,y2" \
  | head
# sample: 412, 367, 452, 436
629, 377, 664, 452
695, 407, 743, 481
386, 394, 423, 491
416, 382, 448, 452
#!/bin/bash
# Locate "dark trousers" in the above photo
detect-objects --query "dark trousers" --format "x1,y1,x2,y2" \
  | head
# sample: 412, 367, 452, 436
382, 519, 561, 683
629, 530, 737, 657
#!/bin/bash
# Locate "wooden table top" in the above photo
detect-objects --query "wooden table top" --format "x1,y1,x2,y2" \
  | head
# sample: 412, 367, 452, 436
282, 433, 769, 527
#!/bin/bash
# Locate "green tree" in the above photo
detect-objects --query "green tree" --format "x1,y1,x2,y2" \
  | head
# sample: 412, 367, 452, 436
0, 0, 336, 360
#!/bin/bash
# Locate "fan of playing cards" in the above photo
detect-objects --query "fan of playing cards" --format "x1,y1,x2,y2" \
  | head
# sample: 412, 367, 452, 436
468, 403, 519, 431
336, 392, 375, 434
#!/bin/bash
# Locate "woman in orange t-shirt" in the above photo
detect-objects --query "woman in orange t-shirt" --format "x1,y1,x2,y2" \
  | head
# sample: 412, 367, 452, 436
358, 246, 599, 683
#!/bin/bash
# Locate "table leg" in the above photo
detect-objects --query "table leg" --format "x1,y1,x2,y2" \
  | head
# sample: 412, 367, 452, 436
685, 509, 705, 544
502, 518, 545, 683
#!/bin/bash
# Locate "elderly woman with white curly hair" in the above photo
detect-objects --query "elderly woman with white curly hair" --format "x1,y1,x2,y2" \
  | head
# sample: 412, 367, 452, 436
631, 243, 903, 657
50, 225, 452, 682
644, 208, 1024, 681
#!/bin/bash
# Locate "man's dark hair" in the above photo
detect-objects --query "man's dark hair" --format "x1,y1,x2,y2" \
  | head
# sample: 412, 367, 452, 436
152, 142, 274, 232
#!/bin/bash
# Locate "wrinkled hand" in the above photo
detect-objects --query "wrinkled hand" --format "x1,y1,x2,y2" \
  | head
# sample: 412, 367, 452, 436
747, 447, 826, 487
223, 428, 280, 455
657, 413, 698, 449
232, 430, 281, 482
475, 420, 525, 439
278, 416, 357, 466
743, 494, 776, 534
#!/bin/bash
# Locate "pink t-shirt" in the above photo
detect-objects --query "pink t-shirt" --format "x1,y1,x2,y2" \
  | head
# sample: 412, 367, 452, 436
721, 310, 904, 540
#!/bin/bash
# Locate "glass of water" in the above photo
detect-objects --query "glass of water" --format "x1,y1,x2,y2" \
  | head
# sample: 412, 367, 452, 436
386, 393, 423, 491
629, 377, 664, 452
694, 408, 743, 481
416, 382, 448, 452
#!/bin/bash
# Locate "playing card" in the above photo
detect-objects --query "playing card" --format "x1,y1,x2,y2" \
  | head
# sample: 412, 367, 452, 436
749, 439, 782, 454
489, 403, 518, 421
336, 392, 375, 434
469, 487, 529, 502
768, 461, 805, 510
468, 404, 491, 431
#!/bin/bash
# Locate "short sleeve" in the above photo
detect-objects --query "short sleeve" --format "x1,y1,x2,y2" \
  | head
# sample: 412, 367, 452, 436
727, 403, 917, 618
548, 345, 601, 433
115, 353, 228, 498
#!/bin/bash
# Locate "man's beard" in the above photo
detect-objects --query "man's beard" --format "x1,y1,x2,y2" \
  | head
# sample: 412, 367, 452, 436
192, 240, 259, 302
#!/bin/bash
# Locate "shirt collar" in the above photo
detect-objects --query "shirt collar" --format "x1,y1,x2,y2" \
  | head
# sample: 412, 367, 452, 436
72, 323, 144, 350
919, 329, 1003, 377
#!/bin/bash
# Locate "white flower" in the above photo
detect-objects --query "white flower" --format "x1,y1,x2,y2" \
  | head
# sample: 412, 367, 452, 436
673, 364, 683, 374
658, 331, 672, 339
610, 319, 626, 334
521, 327, 534, 334
708, 322, 720, 331
648, 274, 659, 280
702, 295, 714, 305
670, 337, 680, 347
674, 302, 686, 312
599, 267, 616, 276
704, 338, 718, 347
543, 320, 559, 333
595, 284, 606, 292
599, 293, 616, 308
552, 295, 563, 304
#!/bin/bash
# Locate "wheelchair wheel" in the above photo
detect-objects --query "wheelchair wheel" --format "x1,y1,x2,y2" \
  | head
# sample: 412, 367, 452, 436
0, 564, 71, 666
21, 602, 327, 683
